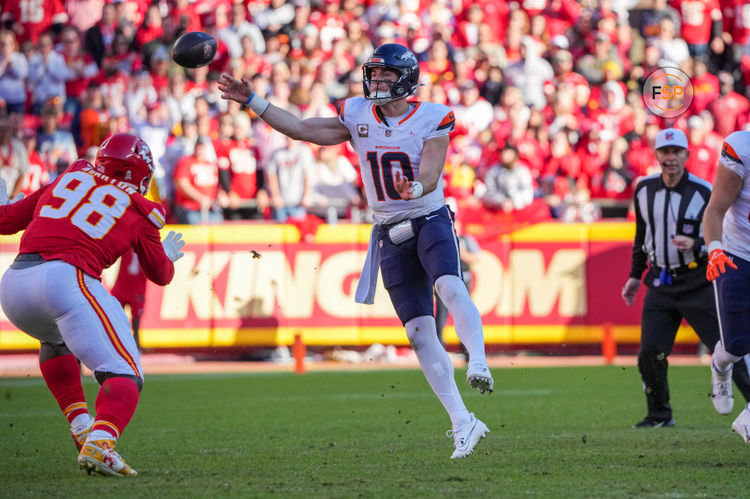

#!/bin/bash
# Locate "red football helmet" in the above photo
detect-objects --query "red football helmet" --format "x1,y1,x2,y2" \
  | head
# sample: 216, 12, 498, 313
95, 133, 155, 195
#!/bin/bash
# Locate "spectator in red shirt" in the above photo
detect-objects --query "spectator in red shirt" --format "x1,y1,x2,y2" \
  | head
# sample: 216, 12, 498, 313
146, 46, 171, 95
201, 14, 231, 74
59, 26, 98, 116
225, 113, 268, 220
171, 0, 202, 34
594, 80, 634, 139
420, 37, 455, 84
707, 71, 749, 137
240, 34, 272, 78
589, 136, 634, 201
690, 56, 719, 113
454, 4, 487, 49
173, 136, 227, 224
540, 0, 582, 38
544, 89, 583, 138
721, 0, 750, 65
669, 0, 723, 58
134, 4, 164, 50
0, 0, 67, 44
685, 114, 719, 182
504, 10, 529, 66
543, 49, 591, 110
543, 129, 582, 180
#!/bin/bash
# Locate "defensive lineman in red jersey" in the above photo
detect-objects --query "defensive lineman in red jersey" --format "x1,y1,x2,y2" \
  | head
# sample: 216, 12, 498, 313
0, 133, 185, 477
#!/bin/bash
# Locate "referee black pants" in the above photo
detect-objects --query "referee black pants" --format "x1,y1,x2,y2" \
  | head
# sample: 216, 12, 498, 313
639, 271, 750, 420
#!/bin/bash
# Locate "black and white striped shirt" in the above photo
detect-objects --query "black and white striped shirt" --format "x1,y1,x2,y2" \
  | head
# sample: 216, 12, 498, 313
629, 171, 712, 279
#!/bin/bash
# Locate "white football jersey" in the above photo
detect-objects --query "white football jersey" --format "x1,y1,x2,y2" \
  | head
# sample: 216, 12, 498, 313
719, 131, 750, 261
338, 97, 455, 225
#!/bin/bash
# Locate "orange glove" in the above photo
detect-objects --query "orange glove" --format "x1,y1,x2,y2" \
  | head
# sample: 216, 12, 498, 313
707, 249, 737, 281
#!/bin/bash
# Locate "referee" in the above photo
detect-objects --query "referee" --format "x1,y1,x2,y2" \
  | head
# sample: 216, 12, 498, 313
621, 128, 750, 428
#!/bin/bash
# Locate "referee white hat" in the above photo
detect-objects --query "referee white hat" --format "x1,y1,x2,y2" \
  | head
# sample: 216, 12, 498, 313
655, 128, 688, 150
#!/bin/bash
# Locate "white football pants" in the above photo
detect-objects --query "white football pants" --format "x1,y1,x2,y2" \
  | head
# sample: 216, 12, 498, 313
0, 260, 142, 378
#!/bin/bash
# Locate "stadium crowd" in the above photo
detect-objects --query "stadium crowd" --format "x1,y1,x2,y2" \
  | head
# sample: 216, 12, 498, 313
1, 0, 749, 227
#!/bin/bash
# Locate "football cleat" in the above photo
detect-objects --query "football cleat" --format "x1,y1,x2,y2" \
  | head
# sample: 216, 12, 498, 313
447, 413, 489, 459
70, 415, 95, 451
731, 406, 750, 443
710, 359, 734, 415
632, 416, 675, 428
78, 439, 137, 477
466, 362, 494, 394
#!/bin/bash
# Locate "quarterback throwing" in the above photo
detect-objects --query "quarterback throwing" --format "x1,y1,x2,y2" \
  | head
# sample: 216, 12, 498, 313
220, 43, 493, 458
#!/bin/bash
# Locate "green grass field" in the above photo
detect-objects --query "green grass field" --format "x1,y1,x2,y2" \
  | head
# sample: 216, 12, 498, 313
1, 365, 748, 497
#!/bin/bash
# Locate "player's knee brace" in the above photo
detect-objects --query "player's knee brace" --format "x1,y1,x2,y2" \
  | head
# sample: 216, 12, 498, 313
94, 370, 144, 392
39, 342, 73, 363
405, 315, 438, 350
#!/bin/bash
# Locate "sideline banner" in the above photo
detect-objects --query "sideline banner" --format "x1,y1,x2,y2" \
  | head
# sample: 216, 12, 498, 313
0, 222, 702, 350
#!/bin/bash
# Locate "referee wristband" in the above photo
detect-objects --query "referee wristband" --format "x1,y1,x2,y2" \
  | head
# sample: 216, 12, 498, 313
410, 181, 424, 199
244, 92, 270, 116
708, 240, 723, 253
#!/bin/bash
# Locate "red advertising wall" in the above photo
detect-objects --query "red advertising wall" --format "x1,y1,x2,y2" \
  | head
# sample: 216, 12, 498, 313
0, 222, 703, 351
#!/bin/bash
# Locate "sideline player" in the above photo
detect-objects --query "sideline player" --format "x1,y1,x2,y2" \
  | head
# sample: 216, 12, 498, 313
0, 133, 185, 475
703, 130, 750, 443
111, 249, 148, 350
219, 43, 493, 459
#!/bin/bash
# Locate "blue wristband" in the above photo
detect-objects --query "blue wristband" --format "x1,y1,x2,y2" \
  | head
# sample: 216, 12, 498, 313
244, 93, 256, 107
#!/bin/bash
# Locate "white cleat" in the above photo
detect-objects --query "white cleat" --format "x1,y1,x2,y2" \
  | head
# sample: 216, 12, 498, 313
466, 362, 494, 394
710, 359, 734, 415
447, 413, 489, 459
731, 407, 750, 443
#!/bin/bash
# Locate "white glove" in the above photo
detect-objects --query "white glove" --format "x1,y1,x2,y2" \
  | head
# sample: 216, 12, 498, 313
0, 179, 24, 205
162, 231, 185, 262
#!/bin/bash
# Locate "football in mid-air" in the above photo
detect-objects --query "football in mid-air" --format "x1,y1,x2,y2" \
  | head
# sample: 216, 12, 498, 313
171, 31, 217, 68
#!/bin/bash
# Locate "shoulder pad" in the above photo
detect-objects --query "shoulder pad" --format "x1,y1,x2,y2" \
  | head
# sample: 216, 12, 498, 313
68, 159, 95, 173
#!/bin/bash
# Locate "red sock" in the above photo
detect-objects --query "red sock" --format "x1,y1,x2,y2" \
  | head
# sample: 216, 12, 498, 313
92, 377, 140, 439
39, 354, 88, 424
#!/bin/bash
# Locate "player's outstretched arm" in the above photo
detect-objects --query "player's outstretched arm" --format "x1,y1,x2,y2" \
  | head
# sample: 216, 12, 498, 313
218, 73, 350, 146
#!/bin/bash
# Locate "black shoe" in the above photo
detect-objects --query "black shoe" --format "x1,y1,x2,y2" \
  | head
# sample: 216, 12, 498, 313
632, 416, 676, 428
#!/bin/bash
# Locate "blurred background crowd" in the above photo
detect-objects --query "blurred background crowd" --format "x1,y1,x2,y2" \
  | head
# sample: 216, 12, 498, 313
0, 0, 748, 228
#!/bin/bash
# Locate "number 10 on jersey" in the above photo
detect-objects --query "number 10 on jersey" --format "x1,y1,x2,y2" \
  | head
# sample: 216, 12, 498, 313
366, 151, 414, 201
